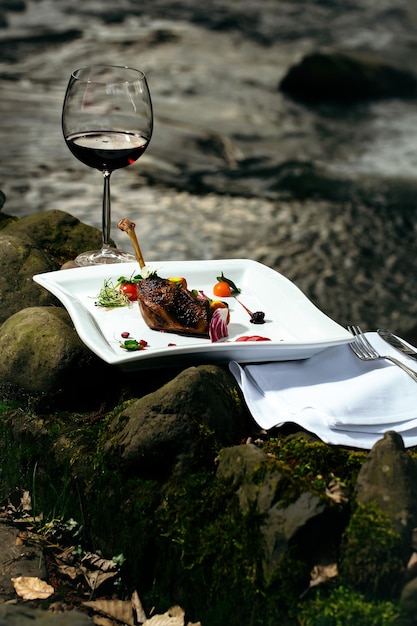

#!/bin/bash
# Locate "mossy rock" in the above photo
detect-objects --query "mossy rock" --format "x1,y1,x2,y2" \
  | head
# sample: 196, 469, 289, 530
339, 432, 417, 599
298, 586, 401, 625
0, 209, 111, 324
340, 501, 405, 599
0, 306, 116, 408
0, 233, 58, 323
0, 212, 19, 229
354, 431, 417, 541
2, 209, 107, 266
105, 364, 251, 476
0, 605, 92, 626
0, 387, 406, 626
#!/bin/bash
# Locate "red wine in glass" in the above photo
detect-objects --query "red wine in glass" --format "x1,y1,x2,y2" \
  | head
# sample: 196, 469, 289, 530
62, 65, 153, 265
66, 131, 149, 171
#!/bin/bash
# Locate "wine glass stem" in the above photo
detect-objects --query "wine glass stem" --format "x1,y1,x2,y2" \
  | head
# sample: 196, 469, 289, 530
102, 169, 112, 248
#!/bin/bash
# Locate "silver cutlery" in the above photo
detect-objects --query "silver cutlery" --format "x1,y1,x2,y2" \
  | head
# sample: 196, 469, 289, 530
377, 329, 417, 362
347, 325, 417, 382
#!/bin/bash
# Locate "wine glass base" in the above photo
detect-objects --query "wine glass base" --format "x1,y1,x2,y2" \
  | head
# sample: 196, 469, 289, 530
74, 247, 136, 266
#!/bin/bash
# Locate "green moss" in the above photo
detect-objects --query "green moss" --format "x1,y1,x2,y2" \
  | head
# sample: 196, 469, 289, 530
0, 408, 85, 528
84, 472, 162, 592
146, 471, 307, 626
0, 399, 407, 626
340, 501, 404, 599
297, 586, 401, 626
0, 408, 47, 494
261, 435, 366, 502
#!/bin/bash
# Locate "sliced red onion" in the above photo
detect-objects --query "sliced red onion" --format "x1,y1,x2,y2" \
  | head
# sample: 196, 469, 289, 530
209, 307, 229, 342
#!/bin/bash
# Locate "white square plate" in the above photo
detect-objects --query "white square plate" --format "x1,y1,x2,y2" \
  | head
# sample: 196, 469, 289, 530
33, 259, 352, 370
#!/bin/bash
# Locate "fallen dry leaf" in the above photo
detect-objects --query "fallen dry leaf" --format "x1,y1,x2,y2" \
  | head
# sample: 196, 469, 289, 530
407, 552, 417, 569
12, 576, 54, 600
309, 563, 338, 589
80, 567, 118, 590
81, 552, 119, 573
83, 599, 136, 626
55, 545, 78, 564
80, 551, 120, 590
325, 479, 349, 505
92, 616, 114, 626
132, 589, 147, 624
20, 490, 32, 512
143, 605, 185, 626
83, 596, 201, 626
57, 563, 81, 580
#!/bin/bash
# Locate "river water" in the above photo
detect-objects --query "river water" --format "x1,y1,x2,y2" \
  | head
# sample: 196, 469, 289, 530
2, 0, 417, 231
2, 0, 417, 332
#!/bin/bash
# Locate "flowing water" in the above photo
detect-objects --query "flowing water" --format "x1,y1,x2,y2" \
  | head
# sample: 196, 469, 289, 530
2, 1, 417, 226
2, 0, 417, 333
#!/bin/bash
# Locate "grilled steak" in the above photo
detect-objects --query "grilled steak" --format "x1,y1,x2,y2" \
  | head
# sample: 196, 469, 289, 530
137, 274, 211, 337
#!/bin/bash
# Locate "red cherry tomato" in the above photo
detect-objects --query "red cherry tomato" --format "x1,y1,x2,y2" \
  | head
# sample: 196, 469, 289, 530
119, 283, 138, 301
213, 281, 232, 297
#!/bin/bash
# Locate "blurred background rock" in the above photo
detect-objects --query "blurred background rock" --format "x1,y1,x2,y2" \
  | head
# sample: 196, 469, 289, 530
2, 0, 417, 336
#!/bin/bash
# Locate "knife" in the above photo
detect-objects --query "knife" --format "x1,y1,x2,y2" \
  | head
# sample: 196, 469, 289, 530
377, 329, 417, 361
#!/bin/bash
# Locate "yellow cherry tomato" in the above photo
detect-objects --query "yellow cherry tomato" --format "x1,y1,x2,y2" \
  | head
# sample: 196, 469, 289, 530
168, 276, 187, 289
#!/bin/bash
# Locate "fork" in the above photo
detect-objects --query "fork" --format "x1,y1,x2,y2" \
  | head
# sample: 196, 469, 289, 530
347, 325, 417, 382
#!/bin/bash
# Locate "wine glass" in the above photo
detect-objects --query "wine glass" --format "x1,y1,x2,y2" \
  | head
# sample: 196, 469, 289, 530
62, 65, 153, 265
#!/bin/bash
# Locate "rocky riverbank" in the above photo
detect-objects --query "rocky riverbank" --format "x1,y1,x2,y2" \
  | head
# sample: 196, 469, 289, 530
0, 207, 416, 624
3, 1, 417, 622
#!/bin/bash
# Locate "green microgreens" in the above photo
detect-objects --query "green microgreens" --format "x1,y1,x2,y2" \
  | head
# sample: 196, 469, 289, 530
95, 279, 131, 308
95, 273, 144, 308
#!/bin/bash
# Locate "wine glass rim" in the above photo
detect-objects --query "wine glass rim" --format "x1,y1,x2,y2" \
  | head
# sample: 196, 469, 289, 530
71, 64, 147, 82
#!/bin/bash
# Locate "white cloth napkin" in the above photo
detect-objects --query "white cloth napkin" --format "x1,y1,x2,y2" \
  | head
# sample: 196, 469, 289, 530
229, 332, 417, 449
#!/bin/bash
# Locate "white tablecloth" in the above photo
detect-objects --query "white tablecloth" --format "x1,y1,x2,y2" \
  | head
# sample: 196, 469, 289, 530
229, 332, 417, 449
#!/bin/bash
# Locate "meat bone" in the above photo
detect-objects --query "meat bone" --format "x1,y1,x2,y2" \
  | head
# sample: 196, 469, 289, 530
117, 218, 146, 269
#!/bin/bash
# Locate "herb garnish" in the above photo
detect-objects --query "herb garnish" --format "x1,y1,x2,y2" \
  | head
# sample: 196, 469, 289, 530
95, 279, 131, 308
95, 274, 143, 308
216, 272, 241, 294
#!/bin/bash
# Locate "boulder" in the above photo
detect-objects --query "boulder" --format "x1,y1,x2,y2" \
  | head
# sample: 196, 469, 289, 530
0, 209, 108, 324
400, 576, 417, 621
0, 306, 116, 408
340, 431, 417, 598
217, 443, 284, 524
355, 431, 417, 543
217, 444, 327, 582
279, 50, 417, 103
105, 364, 251, 477
0, 233, 57, 323
1, 208, 105, 266
0, 605, 91, 626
